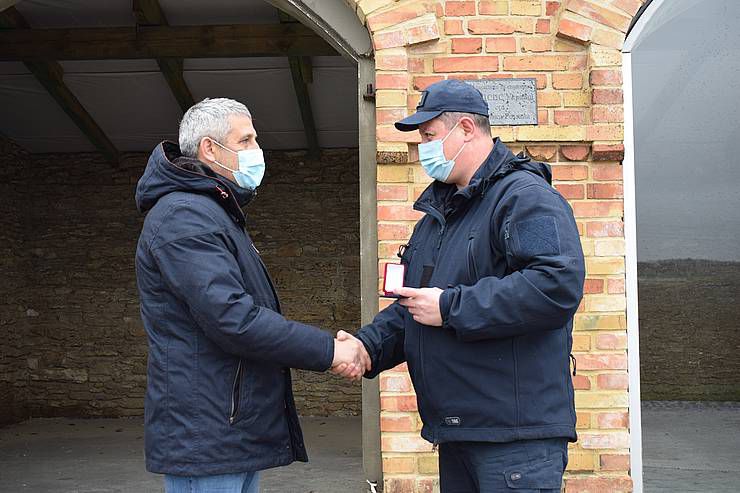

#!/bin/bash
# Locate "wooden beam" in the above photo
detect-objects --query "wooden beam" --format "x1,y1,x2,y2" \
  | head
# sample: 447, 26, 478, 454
0, 23, 339, 60
278, 10, 319, 158
133, 0, 195, 113
0, 8, 119, 163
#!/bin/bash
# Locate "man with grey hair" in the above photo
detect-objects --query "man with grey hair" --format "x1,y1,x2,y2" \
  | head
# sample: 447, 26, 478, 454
135, 97, 369, 493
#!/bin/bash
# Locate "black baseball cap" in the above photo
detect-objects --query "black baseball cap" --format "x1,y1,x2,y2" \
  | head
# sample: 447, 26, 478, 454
395, 79, 490, 132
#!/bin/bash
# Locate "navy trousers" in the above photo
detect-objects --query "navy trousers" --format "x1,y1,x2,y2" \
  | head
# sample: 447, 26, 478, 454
438, 438, 569, 492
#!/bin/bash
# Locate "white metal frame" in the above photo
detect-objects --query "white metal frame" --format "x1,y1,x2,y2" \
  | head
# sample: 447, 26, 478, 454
622, 1, 668, 491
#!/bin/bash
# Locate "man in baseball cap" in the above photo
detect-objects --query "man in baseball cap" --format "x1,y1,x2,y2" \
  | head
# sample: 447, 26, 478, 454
351, 79, 585, 491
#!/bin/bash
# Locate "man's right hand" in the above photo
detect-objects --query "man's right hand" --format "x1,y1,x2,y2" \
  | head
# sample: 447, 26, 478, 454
331, 330, 371, 381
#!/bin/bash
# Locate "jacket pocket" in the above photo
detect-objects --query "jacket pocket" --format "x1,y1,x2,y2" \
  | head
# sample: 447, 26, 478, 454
466, 230, 480, 281
503, 454, 564, 490
229, 360, 244, 425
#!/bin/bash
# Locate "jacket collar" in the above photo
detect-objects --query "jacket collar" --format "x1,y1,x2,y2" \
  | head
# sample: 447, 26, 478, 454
414, 138, 523, 219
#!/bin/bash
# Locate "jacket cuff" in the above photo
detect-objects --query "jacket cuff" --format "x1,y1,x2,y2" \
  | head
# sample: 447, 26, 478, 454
439, 287, 458, 329
355, 329, 379, 379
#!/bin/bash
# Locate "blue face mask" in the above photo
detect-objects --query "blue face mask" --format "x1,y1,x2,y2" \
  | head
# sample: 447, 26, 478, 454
418, 121, 467, 183
210, 139, 266, 190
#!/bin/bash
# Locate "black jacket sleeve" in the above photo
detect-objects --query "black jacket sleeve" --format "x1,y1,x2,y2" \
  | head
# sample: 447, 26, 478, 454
356, 301, 407, 379
150, 210, 334, 371
439, 183, 585, 341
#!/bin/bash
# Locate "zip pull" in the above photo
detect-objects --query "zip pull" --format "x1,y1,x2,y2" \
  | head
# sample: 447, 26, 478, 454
570, 353, 577, 376
436, 225, 446, 249
216, 186, 229, 199
432, 440, 439, 453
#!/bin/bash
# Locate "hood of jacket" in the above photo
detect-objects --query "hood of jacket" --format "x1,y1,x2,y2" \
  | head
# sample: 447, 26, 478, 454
135, 141, 253, 226
415, 138, 553, 216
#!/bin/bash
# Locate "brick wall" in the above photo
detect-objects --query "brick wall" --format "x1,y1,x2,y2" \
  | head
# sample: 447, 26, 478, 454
0, 146, 361, 424
346, 0, 640, 491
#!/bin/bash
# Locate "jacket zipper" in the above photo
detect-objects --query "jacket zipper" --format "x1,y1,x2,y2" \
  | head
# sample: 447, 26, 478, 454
229, 360, 243, 424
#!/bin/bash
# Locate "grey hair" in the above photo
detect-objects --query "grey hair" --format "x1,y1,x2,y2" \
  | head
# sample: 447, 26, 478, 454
439, 111, 491, 136
178, 98, 252, 158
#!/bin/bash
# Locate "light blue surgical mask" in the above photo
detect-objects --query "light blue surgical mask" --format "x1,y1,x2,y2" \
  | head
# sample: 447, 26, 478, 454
418, 121, 467, 183
210, 139, 266, 190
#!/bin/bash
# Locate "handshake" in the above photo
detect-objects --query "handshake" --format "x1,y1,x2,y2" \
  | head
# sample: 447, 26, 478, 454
330, 330, 371, 381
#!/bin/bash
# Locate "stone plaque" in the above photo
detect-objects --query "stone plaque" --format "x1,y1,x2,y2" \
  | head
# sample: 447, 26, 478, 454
466, 78, 538, 126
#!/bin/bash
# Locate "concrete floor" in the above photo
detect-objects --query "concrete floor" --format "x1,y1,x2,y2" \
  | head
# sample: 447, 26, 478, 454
1, 402, 739, 492
641, 401, 740, 492
0, 416, 365, 493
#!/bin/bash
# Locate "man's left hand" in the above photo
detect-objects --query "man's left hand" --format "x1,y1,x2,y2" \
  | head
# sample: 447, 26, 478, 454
395, 287, 443, 327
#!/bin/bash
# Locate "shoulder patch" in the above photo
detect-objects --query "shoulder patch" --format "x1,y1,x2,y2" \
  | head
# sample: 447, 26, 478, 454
514, 216, 560, 257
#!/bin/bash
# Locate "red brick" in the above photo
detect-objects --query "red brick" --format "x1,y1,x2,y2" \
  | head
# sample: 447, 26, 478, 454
555, 110, 585, 126
592, 163, 623, 180
586, 220, 624, 238
600, 453, 631, 471
566, 477, 633, 493
380, 415, 415, 431
575, 353, 628, 370
568, 0, 632, 32
366, 6, 425, 32
434, 56, 499, 72
558, 18, 593, 44
597, 372, 629, 390
407, 22, 440, 45
592, 105, 624, 123
452, 37, 483, 54
553, 72, 583, 89
485, 37, 517, 53
588, 183, 623, 199
445, 20, 464, 35
607, 278, 625, 294
613, 0, 642, 16
413, 75, 445, 91
377, 108, 408, 125
538, 109, 549, 124
378, 223, 410, 241
584, 278, 604, 294
520, 72, 548, 88
546, 1, 561, 16
380, 395, 418, 412
376, 54, 408, 71
555, 184, 585, 200
378, 184, 409, 202
383, 456, 416, 474
552, 164, 588, 181
521, 37, 552, 52
580, 431, 630, 449
503, 54, 586, 71
596, 333, 627, 350
376, 73, 410, 90
374, 30, 406, 50
592, 88, 623, 104
384, 478, 416, 493
572, 374, 591, 390
446, 1, 476, 16
536, 18, 551, 34
408, 57, 426, 73
378, 205, 424, 221
573, 201, 623, 218
561, 145, 590, 161
525, 145, 558, 161
593, 144, 625, 161
597, 412, 629, 429
469, 19, 530, 35
590, 68, 623, 86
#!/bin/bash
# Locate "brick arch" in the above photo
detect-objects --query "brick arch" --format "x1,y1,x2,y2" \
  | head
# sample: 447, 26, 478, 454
554, 0, 645, 50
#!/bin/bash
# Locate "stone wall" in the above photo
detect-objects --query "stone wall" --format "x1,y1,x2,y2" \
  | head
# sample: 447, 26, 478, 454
0, 146, 361, 425
0, 136, 32, 426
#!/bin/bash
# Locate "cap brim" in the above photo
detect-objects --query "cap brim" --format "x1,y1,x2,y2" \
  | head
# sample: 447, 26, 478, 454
394, 110, 443, 132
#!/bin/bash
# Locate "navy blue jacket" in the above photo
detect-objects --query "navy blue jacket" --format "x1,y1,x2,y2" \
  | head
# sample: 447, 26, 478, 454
135, 142, 334, 476
357, 139, 585, 445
